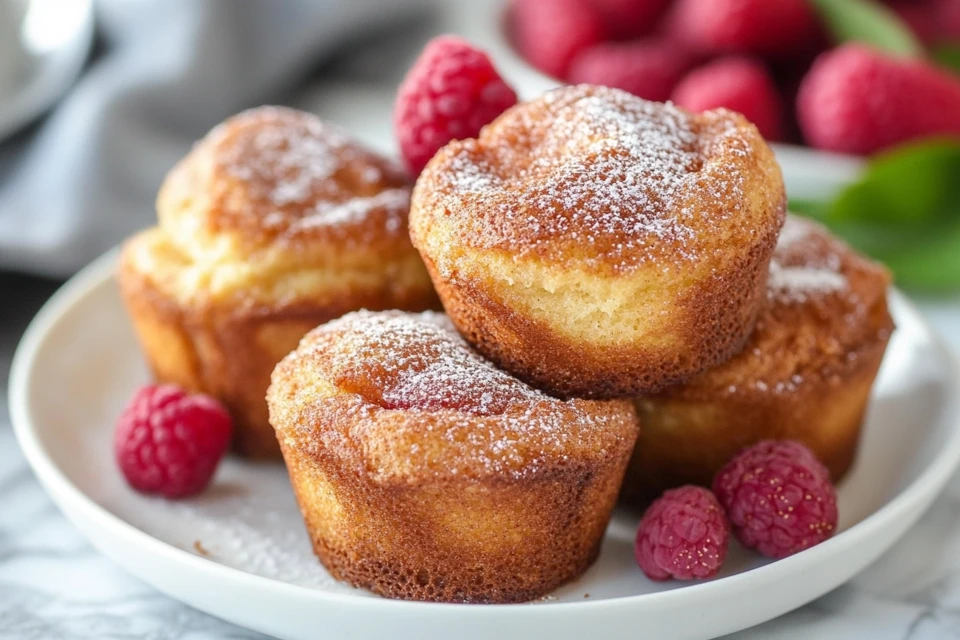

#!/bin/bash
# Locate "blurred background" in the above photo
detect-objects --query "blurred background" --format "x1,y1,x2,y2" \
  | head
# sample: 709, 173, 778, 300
0, 0, 958, 285
2, 0, 958, 355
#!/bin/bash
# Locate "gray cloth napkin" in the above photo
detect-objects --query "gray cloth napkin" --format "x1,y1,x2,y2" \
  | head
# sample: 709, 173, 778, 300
0, 0, 425, 277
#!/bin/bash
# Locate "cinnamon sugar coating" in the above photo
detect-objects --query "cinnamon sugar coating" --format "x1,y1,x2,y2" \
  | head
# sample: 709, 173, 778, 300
410, 85, 786, 398
158, 106, 414, 259
268, 310, 638, 602
621, 217, 894, 505
119, 107, 437, 459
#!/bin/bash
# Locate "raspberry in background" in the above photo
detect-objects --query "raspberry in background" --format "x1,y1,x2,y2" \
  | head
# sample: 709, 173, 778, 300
115, 384, 232, 499
668, 0, 821, 58
672, 57, 784, 141
568, 39, 697, 102
886, 0, 939, 45
713, 440, 838, 559
394, 36, 517, 175
509, 0, 605, 79
797, 44, 960, 155
936, 0, 960, 42
590, 0, 672, 39
635, 485, 729, 581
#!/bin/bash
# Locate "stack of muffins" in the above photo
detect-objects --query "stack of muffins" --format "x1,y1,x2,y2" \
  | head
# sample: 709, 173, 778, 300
120, 85, 893, 604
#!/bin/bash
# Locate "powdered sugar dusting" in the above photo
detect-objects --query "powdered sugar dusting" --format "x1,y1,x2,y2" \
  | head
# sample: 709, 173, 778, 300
290, 188, 410, 235
294, 310, 630, 479
120, 461, 356, 593
321, 310, 546, 416
424, 85, 754, 271
210, 106, 409, 242
768, 216, 847, 304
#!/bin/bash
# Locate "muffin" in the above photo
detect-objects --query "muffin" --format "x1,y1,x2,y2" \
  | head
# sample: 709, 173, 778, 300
119, 107, 438, 459
268, 310, 638, 603
410, 84, 786, 399
621, 216, 894, 505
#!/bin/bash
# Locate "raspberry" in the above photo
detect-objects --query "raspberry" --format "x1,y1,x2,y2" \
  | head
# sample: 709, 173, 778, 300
935, 0, 960, 41
672, 57, 784, 141
509, 0, 605, 79
797, 44, 960, 155
591, 0, 671, 39
668, 0, 820, 58
887, 1, 939, 45
394, 36, 517, 175
634, 486, 729, 581
115, 384, 232, 498
568, 39, 698, 102
713, 440, 838, 559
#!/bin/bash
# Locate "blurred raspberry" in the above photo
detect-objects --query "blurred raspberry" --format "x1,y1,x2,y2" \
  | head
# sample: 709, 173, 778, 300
672, 57, 784, 140
510, 0, 605, 79
635, 485, 730, 581
115, 384, 232, 499
797, 44, 960, 154
590, 0, 671, 39
568, 39, 698, 101
713, 440, 838, 559
668, 0, 821, 58
394, 36, 517, 174
887, 1, 939, 45
936, 0, 960, 41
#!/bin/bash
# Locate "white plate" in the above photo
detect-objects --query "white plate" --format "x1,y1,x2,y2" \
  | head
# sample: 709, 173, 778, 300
10, 253, 960, 640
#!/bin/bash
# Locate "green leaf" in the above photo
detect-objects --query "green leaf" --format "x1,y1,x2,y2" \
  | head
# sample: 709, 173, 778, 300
828, 139, 960, 226
791, 139, 960, 292
787, 197, 831, 222
933, 44, 960, 74
810, 0, 924, 58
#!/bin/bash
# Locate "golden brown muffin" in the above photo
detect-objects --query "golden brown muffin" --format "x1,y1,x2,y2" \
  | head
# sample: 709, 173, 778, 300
621, 216, 894, 506
119, 107, 438, 459
268, 310, 638, 603
410, 84, 786, 399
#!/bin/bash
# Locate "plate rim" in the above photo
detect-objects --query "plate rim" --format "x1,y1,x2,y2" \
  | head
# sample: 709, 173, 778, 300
10, 249, 960, 619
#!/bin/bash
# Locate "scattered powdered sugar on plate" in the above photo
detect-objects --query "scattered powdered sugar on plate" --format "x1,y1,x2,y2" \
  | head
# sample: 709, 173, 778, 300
768, 216, 848, 304
114, 457, 362, 594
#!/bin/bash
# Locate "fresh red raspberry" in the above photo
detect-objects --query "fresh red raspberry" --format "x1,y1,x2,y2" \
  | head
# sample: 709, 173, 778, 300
394, 36, 517, 175
115, 384, 232, 499
713, 440, 838, 559
935, 0, 960, 41
591, 0, 671, 39
797, 44, 960, 155
672, 57, 784, 141
886, 1, 939, 45
509, 0, 605, 79
635, 485, 730, 581
668, 0, 820, 58
568, 39, 698, 102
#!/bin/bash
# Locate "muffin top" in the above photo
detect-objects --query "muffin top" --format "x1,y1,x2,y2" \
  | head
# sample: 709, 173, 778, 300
125, 107, 433, 308
674, 216, 894, 398
411, 84, 785, 275
158, 106, 412, 257
268, 310, 637, 483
